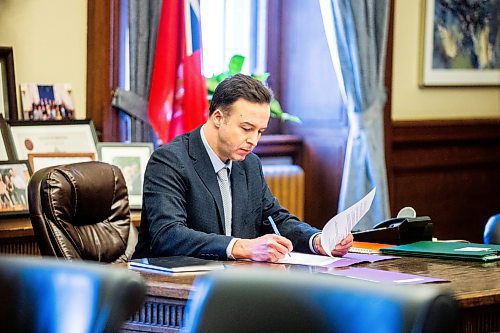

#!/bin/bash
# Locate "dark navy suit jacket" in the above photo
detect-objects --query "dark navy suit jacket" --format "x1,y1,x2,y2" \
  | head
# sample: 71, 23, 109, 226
133, 127, 319, 260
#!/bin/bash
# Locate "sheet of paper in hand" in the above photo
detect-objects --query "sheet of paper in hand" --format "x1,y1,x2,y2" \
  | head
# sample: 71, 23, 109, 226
321, 188, 376, 256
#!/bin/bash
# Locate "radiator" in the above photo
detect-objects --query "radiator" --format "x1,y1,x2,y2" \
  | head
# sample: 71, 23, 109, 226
262, 165, 305, 220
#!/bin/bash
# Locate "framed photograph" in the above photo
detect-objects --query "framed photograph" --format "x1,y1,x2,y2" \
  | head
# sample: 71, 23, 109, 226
0, 161, 31, 216
0, 47, 19, 120
0, 115, 15, 161
20, 83, 75, 120
28, 152, 96, 172
7, 119, 98, 160
97, 142, 154, 209
420, 0, 500, 86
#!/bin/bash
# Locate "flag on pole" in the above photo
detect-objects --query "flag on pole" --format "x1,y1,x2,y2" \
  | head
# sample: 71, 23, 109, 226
148, 0, 208, 144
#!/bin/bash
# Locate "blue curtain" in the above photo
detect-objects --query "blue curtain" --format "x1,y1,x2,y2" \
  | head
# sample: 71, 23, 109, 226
320, 0, 390, 230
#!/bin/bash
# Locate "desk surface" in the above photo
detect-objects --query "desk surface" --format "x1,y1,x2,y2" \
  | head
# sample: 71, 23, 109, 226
131, 255, 500, 309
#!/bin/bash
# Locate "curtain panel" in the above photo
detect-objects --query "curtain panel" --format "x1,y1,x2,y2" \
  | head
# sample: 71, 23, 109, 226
320, 0, 391, 230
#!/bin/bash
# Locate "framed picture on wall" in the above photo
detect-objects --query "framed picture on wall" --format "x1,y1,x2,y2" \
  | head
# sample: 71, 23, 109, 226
28, 152, 96, 172
0, 47, 19, 120
7, 119, 98, 160
420, 0, 500, 86
0, 161, 32, 216
97, 142, 154, 209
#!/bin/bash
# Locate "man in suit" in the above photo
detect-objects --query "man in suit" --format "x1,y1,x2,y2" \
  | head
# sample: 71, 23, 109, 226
134, 74, 353, 262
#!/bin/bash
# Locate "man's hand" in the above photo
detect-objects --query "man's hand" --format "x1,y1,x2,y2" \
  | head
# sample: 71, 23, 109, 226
232, 234, 293, 262
314, 233, 353, 257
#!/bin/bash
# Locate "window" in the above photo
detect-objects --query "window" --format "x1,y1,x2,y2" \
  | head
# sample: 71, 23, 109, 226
200, 0, 268, 76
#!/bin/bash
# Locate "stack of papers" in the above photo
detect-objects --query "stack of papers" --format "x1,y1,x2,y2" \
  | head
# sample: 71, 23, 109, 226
349, 241, 394, 254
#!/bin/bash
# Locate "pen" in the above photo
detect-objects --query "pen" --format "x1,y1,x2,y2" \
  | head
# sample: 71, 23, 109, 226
267, 216, 292, 258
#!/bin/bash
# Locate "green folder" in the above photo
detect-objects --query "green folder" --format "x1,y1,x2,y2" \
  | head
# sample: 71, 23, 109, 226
380, 241, 500, 262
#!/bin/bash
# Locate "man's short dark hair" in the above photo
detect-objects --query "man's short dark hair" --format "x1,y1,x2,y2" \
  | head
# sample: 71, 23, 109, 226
209, 73, 273, 115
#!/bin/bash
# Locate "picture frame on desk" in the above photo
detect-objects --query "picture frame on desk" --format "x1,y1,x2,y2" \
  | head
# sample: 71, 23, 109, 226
28, 152, 96, 172
7, 119, 98, 160
0, 47, 19, 120
97, 142, 154, 209
0, 161, 32, 216
420, 0, 500, 86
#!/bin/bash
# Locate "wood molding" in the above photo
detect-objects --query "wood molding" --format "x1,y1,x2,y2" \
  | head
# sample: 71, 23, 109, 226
391, 118, 500, 242
86, 0, 121, 141
253, 134, 303, 165
393, 119, 500, 143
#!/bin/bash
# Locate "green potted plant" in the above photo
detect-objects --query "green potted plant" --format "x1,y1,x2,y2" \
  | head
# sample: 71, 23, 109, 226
205, 55, 301, 123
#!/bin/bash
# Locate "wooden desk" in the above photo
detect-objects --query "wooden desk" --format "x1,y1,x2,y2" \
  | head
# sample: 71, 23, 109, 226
0, 211, 142, 256
122, 257, 500, 333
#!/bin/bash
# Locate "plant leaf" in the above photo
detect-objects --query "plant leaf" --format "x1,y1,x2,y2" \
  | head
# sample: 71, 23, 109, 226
251, 73, 270, 82
269, 99, 283, 116
206, 77, 220, 93
279, 113, 302, 123
228, 55, 245, 75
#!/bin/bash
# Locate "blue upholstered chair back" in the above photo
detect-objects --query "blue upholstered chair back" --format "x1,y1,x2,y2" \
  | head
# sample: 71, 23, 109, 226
484, 214, 500, 245
0, 256, 145, 333
183, 268, 458, 333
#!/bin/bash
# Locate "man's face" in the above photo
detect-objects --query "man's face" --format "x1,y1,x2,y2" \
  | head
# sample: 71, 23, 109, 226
213, 98, 270, 162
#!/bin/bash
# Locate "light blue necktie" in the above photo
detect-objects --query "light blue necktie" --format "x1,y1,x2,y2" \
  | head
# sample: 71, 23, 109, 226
217, 167, 232, 236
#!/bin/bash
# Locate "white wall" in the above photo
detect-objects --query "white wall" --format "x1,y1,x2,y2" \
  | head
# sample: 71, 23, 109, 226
0, 0, 87, 119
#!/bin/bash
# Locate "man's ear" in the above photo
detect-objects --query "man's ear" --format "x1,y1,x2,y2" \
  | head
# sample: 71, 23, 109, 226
212, 109, 224, 128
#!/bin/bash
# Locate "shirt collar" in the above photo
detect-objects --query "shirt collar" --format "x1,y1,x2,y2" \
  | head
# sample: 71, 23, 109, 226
200, 125, 232, 174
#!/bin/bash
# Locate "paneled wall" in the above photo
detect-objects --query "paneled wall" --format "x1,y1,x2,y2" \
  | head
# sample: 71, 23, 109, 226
391, 120, 500, 243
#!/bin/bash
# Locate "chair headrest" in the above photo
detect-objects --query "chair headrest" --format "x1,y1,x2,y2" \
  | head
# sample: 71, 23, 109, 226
40, 161, 121, 226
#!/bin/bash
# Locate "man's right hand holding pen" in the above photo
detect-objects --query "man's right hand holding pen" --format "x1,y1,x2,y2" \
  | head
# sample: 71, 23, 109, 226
231, 234, 293, 262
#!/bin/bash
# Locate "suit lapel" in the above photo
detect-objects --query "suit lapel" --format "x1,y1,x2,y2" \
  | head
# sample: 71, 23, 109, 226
230, 162, 248, 236
189, 128, 226, 233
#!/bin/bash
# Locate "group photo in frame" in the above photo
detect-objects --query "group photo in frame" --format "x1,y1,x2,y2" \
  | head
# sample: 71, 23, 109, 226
7, 120, 98, 160
28, 152, 96, 172
420, 0, 500, 86
20, 83, 76, 121
0, 47, 19, 120
0, 161, 31, 216
97, 142, 154, 209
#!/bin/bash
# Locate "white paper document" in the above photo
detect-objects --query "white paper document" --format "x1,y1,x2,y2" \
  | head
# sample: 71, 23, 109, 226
321, 188, 376, 256
276, 252, 343, 266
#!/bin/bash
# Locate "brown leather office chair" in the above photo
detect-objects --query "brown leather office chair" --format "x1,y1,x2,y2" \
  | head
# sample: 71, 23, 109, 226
28, 161, 138, 263
184, 268, 458, 333
0, 256, 145, 332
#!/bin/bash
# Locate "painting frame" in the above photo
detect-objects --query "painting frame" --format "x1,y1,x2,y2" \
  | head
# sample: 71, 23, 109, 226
28, 152, 96, 173
420, 0, 500, 87
0, 47, 19, 120
97, 142, 153, 209
0, 160, 32, 217
7, 119, 98, 160
0, 115, 15, 161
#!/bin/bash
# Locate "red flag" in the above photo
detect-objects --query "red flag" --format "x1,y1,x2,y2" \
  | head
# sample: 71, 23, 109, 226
148, 0, 208, 144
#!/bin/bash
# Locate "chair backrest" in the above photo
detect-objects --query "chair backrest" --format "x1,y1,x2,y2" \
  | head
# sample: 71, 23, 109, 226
484, 214, 500, 244
28, 161, 137, 263
0, 256, 145, 333
183, 268, 458, 333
